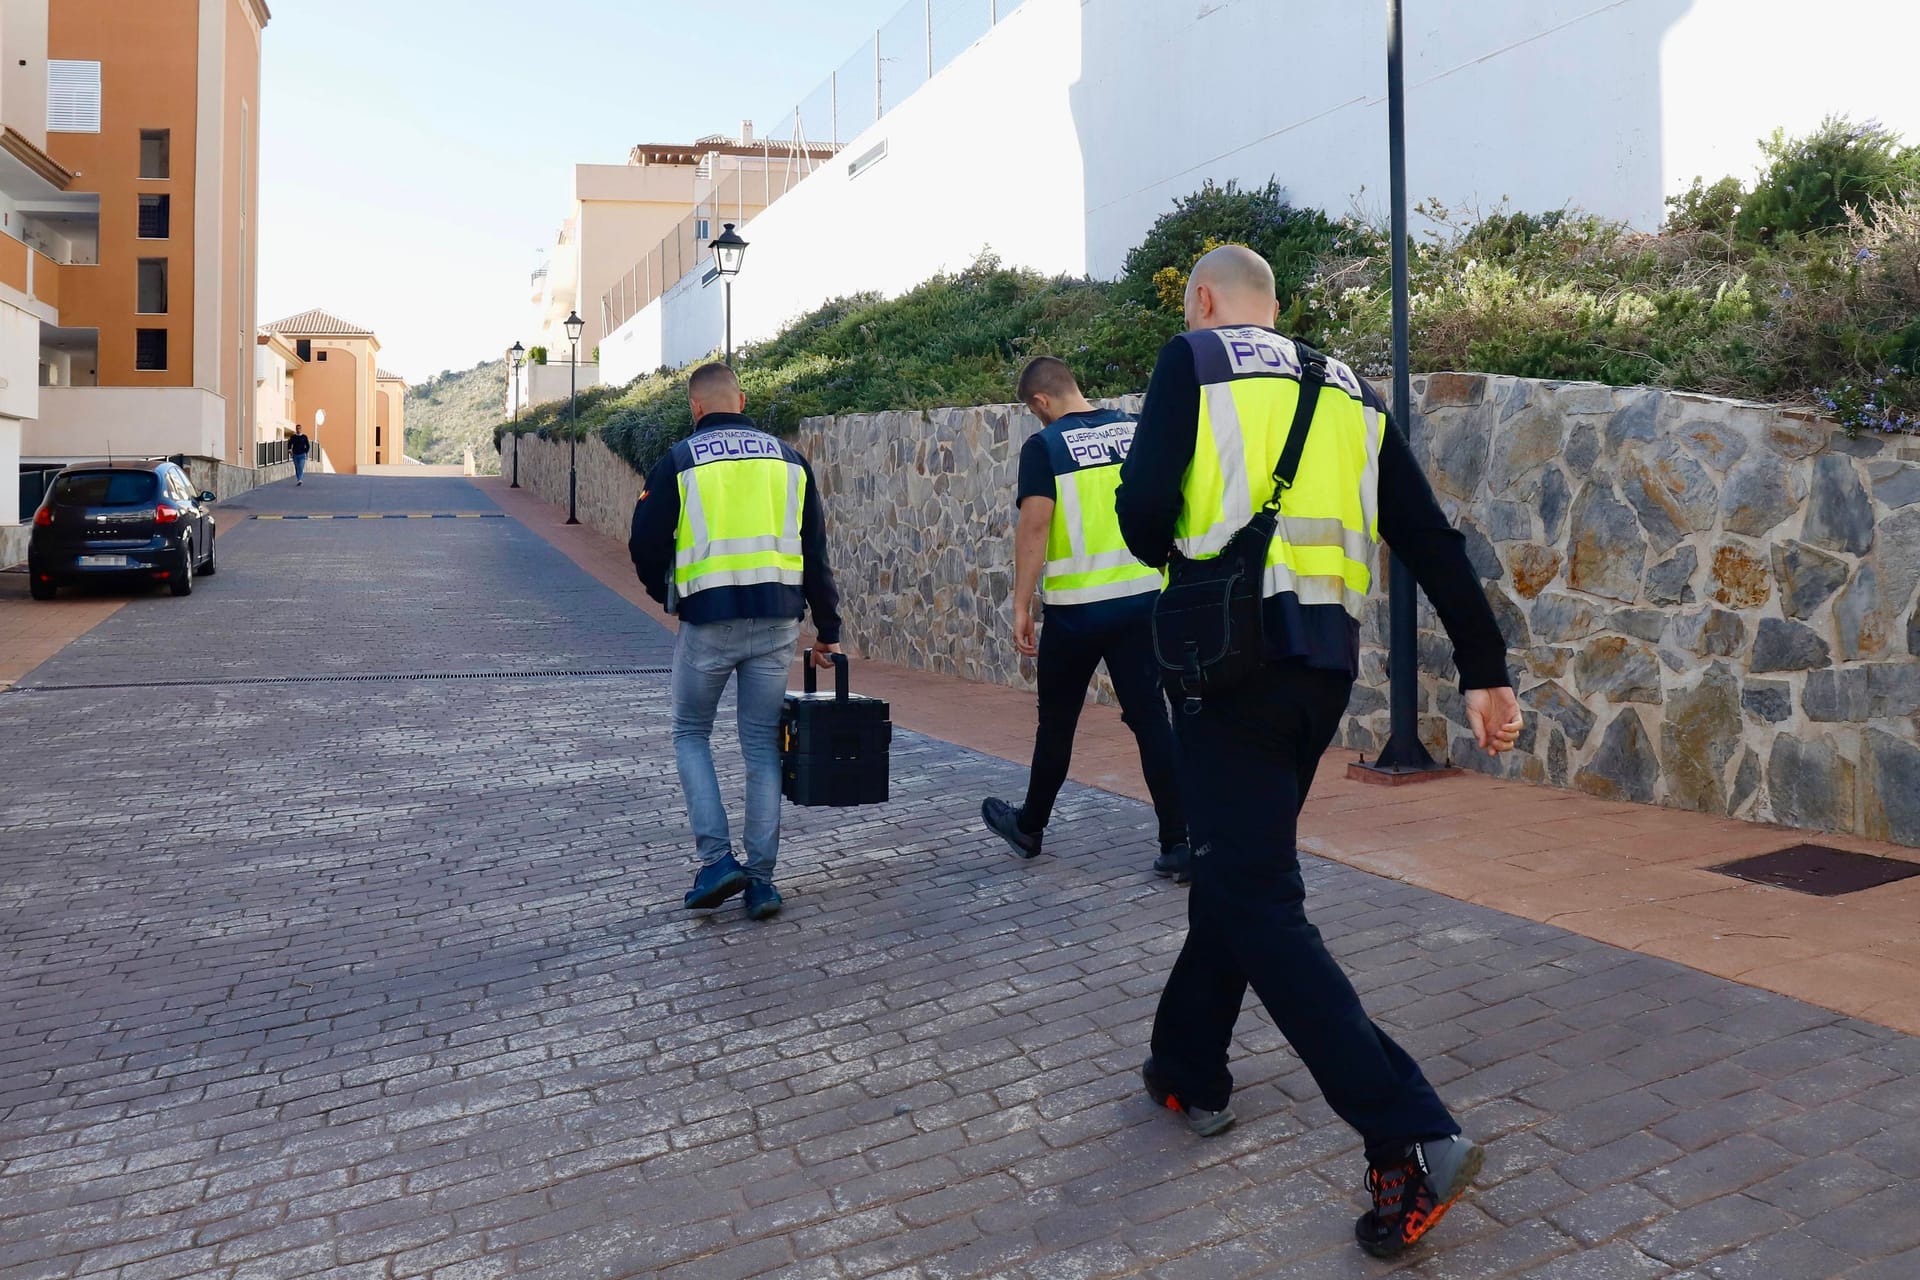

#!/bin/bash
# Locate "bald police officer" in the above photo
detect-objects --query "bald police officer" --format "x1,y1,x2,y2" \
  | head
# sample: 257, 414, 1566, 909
1116, 246, 1524, 1259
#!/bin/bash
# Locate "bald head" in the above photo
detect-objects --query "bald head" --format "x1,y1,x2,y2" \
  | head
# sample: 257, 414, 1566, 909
687, 362, 745, 421
1184, 244, 1279, 330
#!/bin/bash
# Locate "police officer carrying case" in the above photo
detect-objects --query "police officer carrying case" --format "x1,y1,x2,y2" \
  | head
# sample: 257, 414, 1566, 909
782, 654, 891, 807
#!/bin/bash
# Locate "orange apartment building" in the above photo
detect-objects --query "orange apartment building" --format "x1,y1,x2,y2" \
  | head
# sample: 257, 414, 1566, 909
3, 0, 268, 536
261, 308, 403, 475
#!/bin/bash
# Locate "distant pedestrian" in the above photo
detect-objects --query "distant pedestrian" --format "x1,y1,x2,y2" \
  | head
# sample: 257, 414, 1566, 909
289, 426, 311, 484
980, 356, 1190, 881
1116, 245, 1524, 1259
629, 363, 844, 922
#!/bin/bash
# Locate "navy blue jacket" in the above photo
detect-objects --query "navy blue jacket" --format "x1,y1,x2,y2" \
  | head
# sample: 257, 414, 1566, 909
628, 413, 843, 642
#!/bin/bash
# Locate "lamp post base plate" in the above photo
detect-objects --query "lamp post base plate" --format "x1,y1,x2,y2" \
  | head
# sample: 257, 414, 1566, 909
1347, 757, 1463, 787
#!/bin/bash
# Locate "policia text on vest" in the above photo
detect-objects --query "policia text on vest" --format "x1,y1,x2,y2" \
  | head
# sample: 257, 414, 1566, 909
1113, 244, 1524, 1259
978, 356, 1190, 882
629, 364, 845, 924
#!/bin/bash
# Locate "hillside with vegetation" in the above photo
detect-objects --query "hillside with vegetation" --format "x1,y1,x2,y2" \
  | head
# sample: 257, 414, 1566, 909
407, 358, 507, 473
500, 117, 1920, 477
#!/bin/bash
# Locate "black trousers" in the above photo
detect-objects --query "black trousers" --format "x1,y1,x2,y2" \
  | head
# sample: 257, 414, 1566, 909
1148, 660, 1458, 1162
1023, 604, 1186, 849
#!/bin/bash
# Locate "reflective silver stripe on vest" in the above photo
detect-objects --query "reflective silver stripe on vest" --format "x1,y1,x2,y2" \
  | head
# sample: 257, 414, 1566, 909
1045, 546, 1150, 577
1278, 515, 1374, 568
1042, 578, 1160, 606
1359, 402, 1383, 537
676, 534, 805, 569
785, 462, 803, 541
1196, 380, 1253, 554
1261, 561, 1369, 617
1055, 471, 1089, 559
681, 464, 711, 544
682, 563, 803, 592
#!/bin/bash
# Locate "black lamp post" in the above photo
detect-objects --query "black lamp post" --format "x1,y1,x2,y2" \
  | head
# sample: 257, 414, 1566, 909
709, 222, 749, 366
508, 340, 525, 488
564, 310, 584, 525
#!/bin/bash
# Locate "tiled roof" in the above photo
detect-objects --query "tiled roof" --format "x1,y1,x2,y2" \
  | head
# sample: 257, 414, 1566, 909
262, 308, 375, 337
376, 369, 406, 383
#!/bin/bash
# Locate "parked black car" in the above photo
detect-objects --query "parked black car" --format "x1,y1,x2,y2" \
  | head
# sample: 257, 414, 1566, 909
28, 460, 218, 600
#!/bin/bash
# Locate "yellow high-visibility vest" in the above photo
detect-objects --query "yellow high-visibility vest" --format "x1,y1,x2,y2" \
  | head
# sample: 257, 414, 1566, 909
1173, 327, 1383, 621
1038, 416, 1162, 606
673, 427, 806, 598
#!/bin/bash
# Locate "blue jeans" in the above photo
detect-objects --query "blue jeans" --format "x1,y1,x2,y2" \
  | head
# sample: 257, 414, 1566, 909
671, 617, 800, 883
292, 453, 307, 480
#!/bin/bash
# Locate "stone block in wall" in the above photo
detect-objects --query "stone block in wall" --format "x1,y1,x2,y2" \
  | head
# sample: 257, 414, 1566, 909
1522, 680, 1596, 749
1767, 410, 1830, 460
1620, 438, 1718, 551
1720, 454, 1801, 537
1768, 733, 1857, 833
1676, 418, 1749, 472
1508, 545, 1561, 599
1575, 636, 1661, 705
1566, 482, 1646, 602
1422, 373, 1486, 410
1870, 460, 1920, 508
1741, 680, 1792, 724
1803, 455, 1876, 555
1575, 708, 1658, 804
1751, 618, 1831, 672
1772, 541, 1849, 619
1709, 544, 1771, 610
1605, 392, 1661, 456
1862, 729, 1920, 846
1661, 663, 1742, 814
1489, 401, 1566, 494
1530, 592, 1599, 643
1539, 466, 1571, 543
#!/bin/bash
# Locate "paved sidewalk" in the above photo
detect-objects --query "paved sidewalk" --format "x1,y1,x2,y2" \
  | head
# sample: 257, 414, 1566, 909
480, 478, 1920, 1038
1, 473, 1916, 1280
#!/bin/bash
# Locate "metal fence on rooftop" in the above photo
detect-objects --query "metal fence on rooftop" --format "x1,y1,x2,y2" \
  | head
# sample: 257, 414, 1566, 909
602, 0, 1030, 336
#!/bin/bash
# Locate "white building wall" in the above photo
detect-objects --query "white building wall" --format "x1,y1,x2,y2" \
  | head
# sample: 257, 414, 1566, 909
23, 387, 226, 463
0, 417, 19, 524
606, 0, 1920, 375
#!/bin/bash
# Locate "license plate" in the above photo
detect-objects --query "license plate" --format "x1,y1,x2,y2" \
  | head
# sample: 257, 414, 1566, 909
77, 554, 130, 568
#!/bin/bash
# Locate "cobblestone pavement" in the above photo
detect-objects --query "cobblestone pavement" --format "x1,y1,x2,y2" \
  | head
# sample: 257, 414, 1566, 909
1, 477, 1916, 1280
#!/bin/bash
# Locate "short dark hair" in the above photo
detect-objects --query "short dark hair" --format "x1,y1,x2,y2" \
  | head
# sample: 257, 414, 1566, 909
688, 362, 741, 401
1016, 356, 1080, 406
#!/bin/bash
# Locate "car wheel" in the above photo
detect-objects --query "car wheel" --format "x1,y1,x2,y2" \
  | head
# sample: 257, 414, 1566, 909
170, 537, 195, 596
28, 571, 55, 601
201, 529, 218, 576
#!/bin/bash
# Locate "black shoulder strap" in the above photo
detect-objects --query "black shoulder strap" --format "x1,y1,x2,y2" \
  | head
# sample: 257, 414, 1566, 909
1265, 343, 1329, 510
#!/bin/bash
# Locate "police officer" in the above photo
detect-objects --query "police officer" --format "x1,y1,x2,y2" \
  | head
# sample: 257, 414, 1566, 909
1115, 246, 1523, 1259
981, 357, 1190, 881
630, 363, 843, 922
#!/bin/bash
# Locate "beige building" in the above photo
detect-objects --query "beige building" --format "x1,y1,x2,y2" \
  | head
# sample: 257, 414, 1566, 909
514, 121, 836, 413
375, 367, 405, 461
262, 308, 394, 475
252, 325, 298, 456
13, 0, 270, 499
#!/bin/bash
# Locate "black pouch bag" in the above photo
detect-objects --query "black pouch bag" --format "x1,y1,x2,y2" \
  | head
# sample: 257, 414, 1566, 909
1151, 345, 1329, 714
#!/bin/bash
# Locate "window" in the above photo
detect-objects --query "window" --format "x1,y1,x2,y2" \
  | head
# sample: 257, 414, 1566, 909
316, 350, 327, 361
136, 259, 167, 314
140, 129, 170, 179
375, 427, 383, 447
138, 195, 170, 239
694, 218, 710, 242
135, 328, 167, 371
54, 470, 157, 507
295, 338, 311, 362
47, 60, 101, 133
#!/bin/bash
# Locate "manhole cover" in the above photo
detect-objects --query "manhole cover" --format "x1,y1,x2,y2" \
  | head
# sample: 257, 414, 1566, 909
1711, 844, 1920, 896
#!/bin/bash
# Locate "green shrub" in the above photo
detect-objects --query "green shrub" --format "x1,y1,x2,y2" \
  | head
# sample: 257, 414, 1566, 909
1738, 117, 1920, 243
526, 345, 548, 365
1115, 179, 1344, 317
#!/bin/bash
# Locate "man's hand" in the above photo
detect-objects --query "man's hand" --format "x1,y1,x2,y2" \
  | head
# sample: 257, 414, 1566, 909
809, 640, 843, 670
1013, 605, 1039, 658
1466, 687, 1524, 754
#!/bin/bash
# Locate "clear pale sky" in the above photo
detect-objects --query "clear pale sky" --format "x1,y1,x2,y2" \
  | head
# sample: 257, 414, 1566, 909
257, 0, 906, 382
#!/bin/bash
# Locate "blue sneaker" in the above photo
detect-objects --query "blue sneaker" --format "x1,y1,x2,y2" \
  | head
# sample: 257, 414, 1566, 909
685, 854, 750, 910
743, 880, 783, 921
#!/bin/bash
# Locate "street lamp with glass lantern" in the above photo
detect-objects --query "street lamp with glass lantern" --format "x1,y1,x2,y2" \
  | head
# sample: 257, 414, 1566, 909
709, 222, 748, 367
564, 310, 584, 525
508, 340, 525, 488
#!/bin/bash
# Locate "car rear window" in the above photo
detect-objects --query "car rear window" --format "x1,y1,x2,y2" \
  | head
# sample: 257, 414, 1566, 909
53, 471, 159, 507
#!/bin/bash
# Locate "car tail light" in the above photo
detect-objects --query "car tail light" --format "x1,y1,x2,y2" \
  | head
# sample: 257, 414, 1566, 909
154, 503, 179, 524
32, 507, 52, 526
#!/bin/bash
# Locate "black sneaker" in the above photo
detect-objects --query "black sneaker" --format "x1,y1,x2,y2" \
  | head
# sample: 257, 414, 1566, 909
981, 798, 1042, 859
1152, 842, 1192, 883
684, 854, 750, 910
743, 880, 783, 921
1354, 1135, 1484, 1258
1141, 1056, 1236, 1137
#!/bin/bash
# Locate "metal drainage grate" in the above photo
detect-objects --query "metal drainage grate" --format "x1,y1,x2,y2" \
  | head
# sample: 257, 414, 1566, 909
1710, 844, 1920, 897
12, 667, 672, 694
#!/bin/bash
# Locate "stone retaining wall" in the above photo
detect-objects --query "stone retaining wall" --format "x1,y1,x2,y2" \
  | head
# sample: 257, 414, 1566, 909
505, 380, 1920, 848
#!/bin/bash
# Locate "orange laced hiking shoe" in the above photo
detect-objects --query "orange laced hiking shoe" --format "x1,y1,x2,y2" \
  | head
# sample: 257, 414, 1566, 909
1354, 1136, 1484, 1258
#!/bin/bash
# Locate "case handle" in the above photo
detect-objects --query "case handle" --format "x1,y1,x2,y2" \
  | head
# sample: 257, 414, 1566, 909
802, 651, 851, 700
